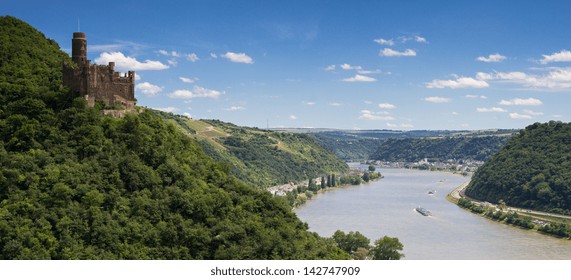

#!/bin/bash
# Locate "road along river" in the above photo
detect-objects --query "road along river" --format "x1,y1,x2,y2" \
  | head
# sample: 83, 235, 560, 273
295, 168, 571, 259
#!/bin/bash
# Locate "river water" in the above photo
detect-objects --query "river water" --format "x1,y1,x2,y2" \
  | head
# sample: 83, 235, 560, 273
295, 168, 571, 259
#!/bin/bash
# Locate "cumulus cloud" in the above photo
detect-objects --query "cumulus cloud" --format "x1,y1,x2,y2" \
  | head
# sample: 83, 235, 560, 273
540, 50, 571, 64
324, 64, 336, 71
157, 50, 180, 57
425, 96, 451, 103
186, 53, 199, 62
135, 82, 162, 96
341, 74, 377, 82
359, 110, 395, 121
95, 52, 169, 71
378, 103, 396, 109
510, 113, 532, 119
210, 53, 218, 58
154, 107, 178, 113
523, 109, 544, 116
225, 106, 245, 111
481, 68, 571, 90
386, 123, 413, 128
465, 94, 488, 99
476, 107, 507, 113
168, 86, 223, 99
374, 38, 395, 46
222, 52, 254, 64
179, 77, 195, 83
415, 36, 427, 43
329, 102, 342, 106
379, 48, 416, 57
498, 98, 543, 106
477, 53, 507, 63
425, 77, 489, 89
303, 101, 316, 106
289, 115, 297, 120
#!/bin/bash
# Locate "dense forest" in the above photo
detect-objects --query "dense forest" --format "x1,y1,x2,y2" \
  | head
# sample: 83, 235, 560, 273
465, 122, 571, 215
0, 16, 350, 259
308, 129, 515, 161
156, 114, 349, 187
369, 136, 509, 162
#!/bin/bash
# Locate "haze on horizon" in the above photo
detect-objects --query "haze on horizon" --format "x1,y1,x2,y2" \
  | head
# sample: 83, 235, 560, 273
3, 0, 571, 130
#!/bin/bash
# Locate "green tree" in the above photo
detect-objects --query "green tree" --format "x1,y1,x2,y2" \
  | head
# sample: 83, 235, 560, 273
320, 176, 325, 189
369, 236, 404, 260
332, 230, 370, 256
362, 172, 370, 182
368, 165, 376, 172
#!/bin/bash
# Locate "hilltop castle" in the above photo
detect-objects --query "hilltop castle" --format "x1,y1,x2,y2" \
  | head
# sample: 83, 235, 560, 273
63, 32, 136, 109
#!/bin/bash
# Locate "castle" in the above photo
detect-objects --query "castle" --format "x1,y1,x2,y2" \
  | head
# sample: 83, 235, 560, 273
63, 32, 136, 109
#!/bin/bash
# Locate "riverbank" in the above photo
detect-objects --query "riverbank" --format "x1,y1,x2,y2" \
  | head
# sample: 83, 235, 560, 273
446, 178, 571, 239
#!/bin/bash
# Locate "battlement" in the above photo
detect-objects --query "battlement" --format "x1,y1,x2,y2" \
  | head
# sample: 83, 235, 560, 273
63, 32, 136, 110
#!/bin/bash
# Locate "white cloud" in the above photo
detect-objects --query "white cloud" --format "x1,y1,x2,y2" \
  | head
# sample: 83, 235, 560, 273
415, 36, 427, 43
210, 53, 218, 58
359, 110, 395, 121
477, 53, 507, 63
498, 98, 543, 106
168, 86, 223, 99
182, 112, 192, 119
135, 82, 162, 96
426, 77, 489, 89
386, 122, 414, 128
476, 69, 571, 90
154, 107, 178, 113
167, 58, 177, 66
510, 113, 532, 119
289, 115, 297, 120
341, 74, 377, 82
225, 106, 245, 111
94, 52, 169, 71
222, 52, 254, 64
380, 48, 416, 57
540, 50, 571, 64
465, 94, 488, 99
340, 63, 356, 70
179, 77, 195, 83
329, 102, 342, 106
476, 107, 507, 113
324, 64, 336, 71
186, 53, 199, 62
425, 96, 451, 103
523, 109, 544, 116
378, 103, 396, 109
303, 101, 316, 106
374, 38, 394, 46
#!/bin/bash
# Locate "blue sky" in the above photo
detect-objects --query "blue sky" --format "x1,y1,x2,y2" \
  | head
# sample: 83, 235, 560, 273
3, 0, 571, 130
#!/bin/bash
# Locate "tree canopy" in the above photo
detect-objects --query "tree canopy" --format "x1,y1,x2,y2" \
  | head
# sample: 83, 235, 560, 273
466, 121, 571, 215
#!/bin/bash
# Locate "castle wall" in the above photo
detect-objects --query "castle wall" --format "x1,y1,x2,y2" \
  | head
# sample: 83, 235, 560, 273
62, 32, 136, 110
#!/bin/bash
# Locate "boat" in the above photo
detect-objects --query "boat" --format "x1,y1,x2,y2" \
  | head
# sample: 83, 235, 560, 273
427, 190, 435, 195
416, 207, 431, 216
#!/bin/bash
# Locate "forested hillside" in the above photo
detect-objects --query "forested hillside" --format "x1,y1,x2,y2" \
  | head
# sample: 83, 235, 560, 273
369, 136, 509, 162
465, 121, 571, 215
156, 114, 349, 187
0, 16, 348, 259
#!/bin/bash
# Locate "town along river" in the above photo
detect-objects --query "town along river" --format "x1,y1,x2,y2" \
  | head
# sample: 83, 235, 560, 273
295, 168, 571, 259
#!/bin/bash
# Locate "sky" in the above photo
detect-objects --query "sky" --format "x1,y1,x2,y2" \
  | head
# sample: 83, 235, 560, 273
3, 0, 571, 130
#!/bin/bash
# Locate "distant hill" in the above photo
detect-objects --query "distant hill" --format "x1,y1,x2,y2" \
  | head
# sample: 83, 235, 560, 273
465, 121, 571, 215
0, 16, 348, 259
301, 129, 515, 161
156, 113, 349, 187
369, 136, 510, 162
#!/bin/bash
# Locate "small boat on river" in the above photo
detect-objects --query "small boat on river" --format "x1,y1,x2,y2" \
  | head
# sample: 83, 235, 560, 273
416, 207, 431, 216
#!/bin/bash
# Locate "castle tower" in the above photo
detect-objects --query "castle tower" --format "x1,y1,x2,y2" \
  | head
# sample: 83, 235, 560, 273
71, 32, 87, 64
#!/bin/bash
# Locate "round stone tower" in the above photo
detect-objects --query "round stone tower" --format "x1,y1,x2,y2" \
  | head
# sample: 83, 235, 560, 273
72, 32, 87, 64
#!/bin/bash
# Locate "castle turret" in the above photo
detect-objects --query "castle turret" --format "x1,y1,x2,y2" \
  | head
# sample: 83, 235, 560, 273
72, 32, 87, 64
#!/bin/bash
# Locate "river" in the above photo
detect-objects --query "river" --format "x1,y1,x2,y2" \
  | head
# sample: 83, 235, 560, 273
294, 168, 571, 259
